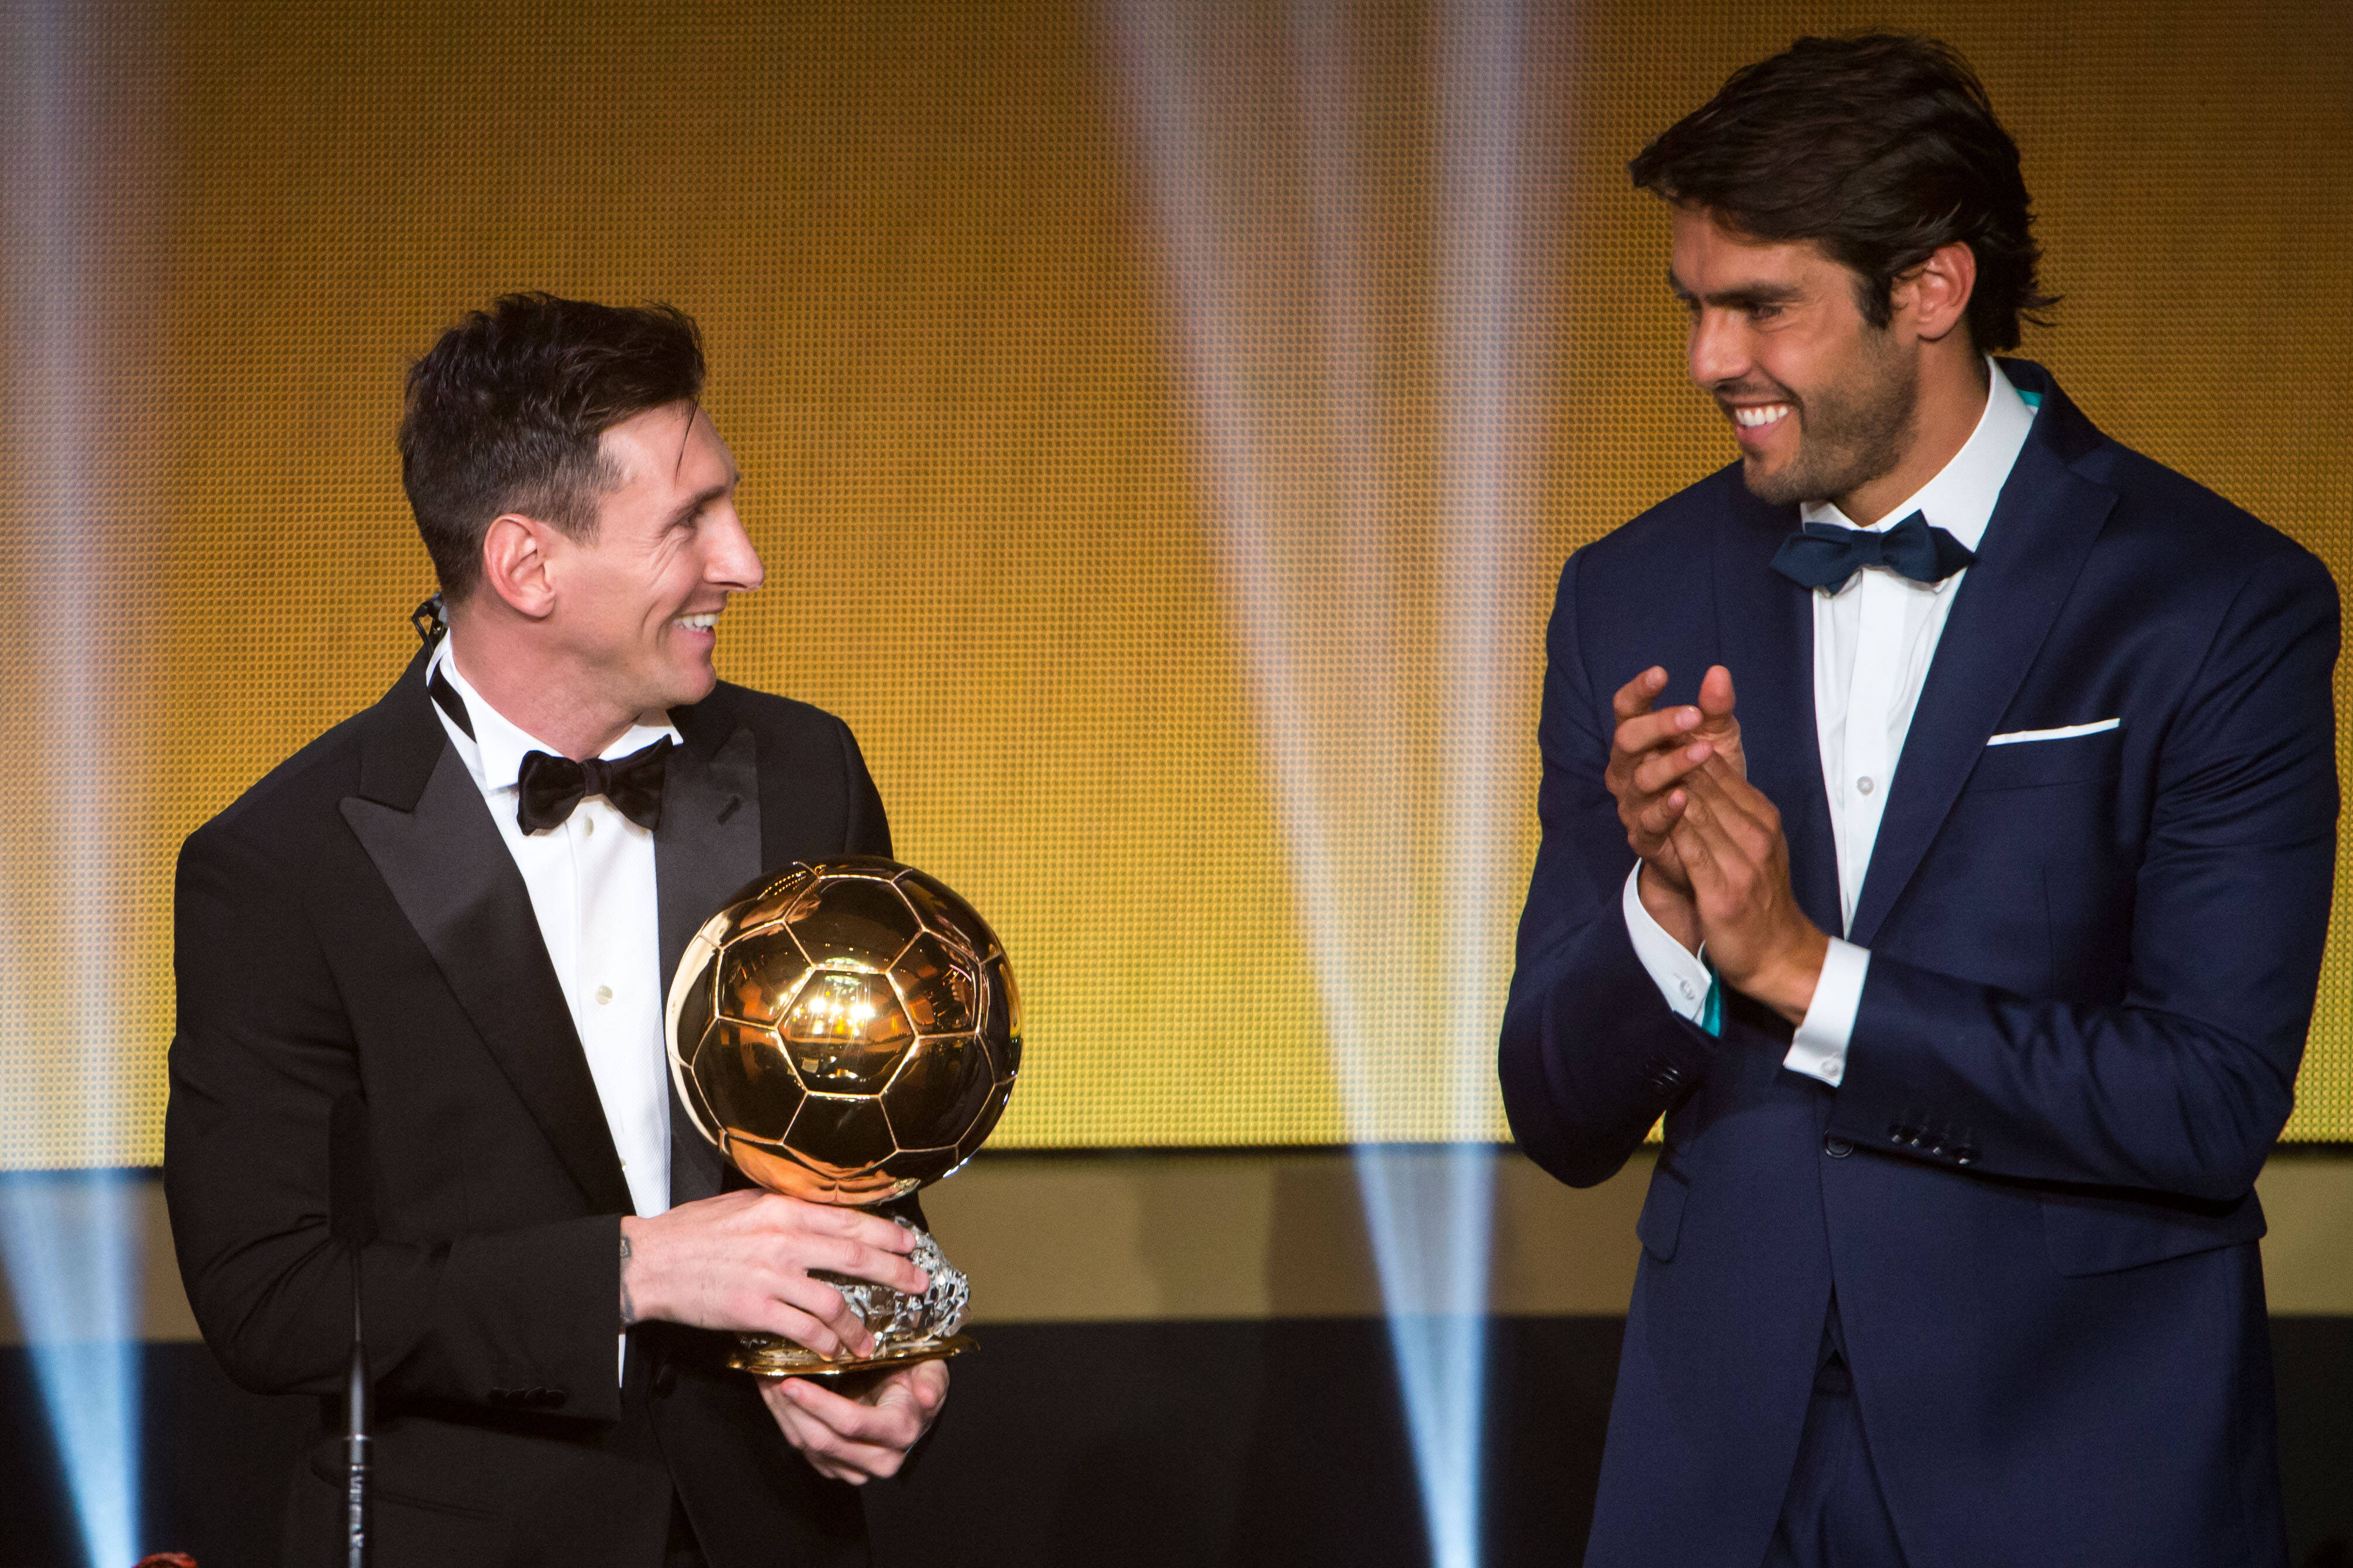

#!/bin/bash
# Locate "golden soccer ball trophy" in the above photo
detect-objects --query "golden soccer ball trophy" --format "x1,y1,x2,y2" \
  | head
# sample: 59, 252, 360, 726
665, 856, 1020, 1377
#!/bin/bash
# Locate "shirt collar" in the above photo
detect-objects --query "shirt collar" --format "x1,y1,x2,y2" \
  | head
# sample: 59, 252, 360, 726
1800, 355, 2037, 585
426, 636, 684, 797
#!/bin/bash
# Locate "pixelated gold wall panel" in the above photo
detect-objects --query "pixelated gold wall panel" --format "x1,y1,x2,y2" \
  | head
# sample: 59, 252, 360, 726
0, 0, 2344, 1165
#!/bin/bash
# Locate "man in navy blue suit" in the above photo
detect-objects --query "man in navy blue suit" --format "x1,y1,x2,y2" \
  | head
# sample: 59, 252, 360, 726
1499, 35, 2337, 1567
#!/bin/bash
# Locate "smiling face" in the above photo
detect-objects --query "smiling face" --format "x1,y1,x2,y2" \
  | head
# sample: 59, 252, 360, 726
1670, 205, 1920, 510
541, 400, 763, 716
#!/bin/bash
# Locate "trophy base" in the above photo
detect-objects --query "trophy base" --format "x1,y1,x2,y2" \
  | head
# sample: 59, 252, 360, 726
729, 1333, 977, 1380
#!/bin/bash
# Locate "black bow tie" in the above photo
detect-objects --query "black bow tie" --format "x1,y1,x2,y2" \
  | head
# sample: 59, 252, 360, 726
516, 740, 673, 834
424, 659, 673, 833
1769, 510, 1977, 593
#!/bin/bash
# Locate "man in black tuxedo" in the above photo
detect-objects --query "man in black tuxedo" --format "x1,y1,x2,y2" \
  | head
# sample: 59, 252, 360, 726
166, 294, 947, 1565
1499, 36, 2336, 1568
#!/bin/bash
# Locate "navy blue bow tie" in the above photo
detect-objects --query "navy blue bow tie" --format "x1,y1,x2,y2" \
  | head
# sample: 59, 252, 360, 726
1769, 510, 1977, 592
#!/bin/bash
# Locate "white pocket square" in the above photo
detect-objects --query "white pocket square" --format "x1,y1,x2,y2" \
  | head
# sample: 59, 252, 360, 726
1986, 718, 2121, 747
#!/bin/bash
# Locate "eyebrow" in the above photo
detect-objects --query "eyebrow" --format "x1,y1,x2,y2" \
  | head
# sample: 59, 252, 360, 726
1666, 267, 1806, 310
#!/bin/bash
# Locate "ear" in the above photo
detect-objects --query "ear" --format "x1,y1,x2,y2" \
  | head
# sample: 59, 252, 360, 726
479, 513, 560, 620
1895, 242, 1978, 345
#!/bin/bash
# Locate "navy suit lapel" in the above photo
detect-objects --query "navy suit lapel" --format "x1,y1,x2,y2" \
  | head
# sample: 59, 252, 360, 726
340, 658, 635, 1216
1711, 482, 1842, 935
1845, 376, 2119, 947
655, 708, 763, 1206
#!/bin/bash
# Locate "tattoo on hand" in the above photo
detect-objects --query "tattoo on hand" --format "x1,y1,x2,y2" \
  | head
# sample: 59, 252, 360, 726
618, 1231, 636, 1326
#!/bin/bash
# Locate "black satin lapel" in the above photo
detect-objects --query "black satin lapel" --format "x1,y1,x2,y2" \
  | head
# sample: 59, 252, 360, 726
1714, 501, 1842, 935
341, 750, 633, 1215
354, 644, 446, 810
1845, 441, 2118, 947
655, 725, 763, 1206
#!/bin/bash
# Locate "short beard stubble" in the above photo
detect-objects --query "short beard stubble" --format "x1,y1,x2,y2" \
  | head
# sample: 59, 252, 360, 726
1738, 324, 1920, 509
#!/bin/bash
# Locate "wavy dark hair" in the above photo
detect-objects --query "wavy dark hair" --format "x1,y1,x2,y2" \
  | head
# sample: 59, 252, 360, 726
398, 293, 705, 600
1629, 34, 2057, 352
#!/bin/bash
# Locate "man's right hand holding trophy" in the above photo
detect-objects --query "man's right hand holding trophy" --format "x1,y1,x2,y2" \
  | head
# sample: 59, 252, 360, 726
621, 855, 1020, 1481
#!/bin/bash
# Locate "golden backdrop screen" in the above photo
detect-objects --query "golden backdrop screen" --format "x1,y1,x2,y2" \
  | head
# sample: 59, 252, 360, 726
1, 0, 2346, 1166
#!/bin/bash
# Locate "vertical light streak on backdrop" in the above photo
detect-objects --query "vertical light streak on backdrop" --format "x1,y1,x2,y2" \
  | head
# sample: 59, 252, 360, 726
0, 3, 159, 1563
1105, 4, 1556, 1561
1362, 2, 1546, 1561
1294, 6, 1478, 1551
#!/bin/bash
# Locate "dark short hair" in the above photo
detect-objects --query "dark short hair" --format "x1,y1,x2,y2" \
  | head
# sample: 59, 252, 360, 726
398, 293, 705, 600
1629, 35, 2056, 352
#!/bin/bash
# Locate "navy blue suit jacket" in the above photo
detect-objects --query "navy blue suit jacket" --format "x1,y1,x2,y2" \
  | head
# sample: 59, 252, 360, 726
1499, 361, 2338, 1568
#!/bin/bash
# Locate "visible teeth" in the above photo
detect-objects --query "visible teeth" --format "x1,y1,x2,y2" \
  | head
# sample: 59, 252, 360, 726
676, 613, 719, 631
1734, 403, 1792, 428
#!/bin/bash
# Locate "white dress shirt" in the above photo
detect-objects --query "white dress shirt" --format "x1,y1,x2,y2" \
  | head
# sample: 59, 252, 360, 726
1625, 358, 2038, 1086
426, 640, 681, 1381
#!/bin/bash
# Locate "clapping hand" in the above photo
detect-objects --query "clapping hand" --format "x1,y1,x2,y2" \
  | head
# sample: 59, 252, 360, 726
1605, 664, 1744, 953
1670, 750, 1828, 1025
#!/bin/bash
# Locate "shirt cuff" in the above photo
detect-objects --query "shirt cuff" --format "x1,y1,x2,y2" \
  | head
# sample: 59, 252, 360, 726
1621, 864, 1712, 1027
1783, 937, 1868, 1086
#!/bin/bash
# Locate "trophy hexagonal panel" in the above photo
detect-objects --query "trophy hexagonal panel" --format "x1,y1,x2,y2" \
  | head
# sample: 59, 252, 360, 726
781, 969, 912, 1091
667, 859, 1022, 1205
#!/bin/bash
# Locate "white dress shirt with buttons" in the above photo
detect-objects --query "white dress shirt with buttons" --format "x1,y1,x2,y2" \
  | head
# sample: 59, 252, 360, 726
1624, 358, 2037, 1086
427, 639, 680, 1381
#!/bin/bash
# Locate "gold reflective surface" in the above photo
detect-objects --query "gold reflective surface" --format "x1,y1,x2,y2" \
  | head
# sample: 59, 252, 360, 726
668, 862, 1012, 1373
731, 1333, 976, 1380
20, 1, 2351, 1174
666, 858, 1023, 1206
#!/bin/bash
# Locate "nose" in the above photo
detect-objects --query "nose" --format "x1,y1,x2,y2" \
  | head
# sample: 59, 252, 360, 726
705, 503, 765, 593
1687, 308, 1748, 392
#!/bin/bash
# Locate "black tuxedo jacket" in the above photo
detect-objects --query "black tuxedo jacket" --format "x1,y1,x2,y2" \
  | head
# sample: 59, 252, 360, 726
1501, 362, 2339, 1567
166, 646, 895, 1566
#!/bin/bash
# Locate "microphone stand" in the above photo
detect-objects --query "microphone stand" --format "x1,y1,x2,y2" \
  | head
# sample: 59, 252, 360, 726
331, 1091, 375, 1568
345, 1260, 369, 1568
